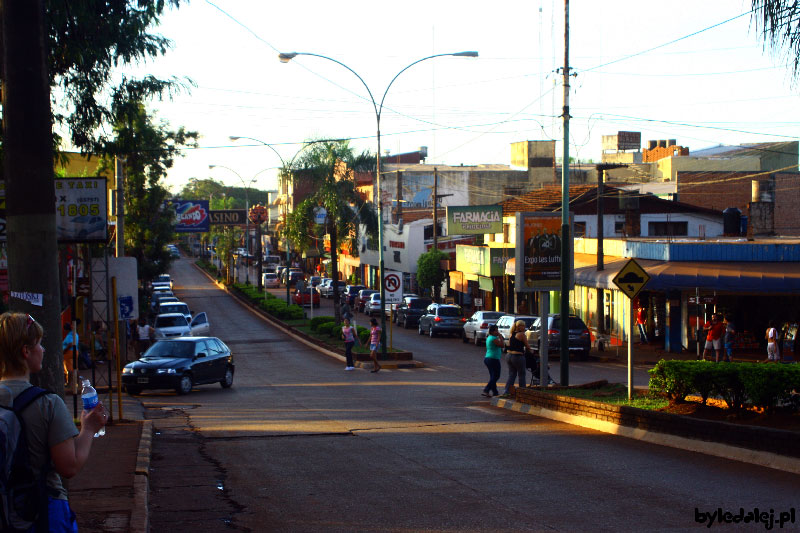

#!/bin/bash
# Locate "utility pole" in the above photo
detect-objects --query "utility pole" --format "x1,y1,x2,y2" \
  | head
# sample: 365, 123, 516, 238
559, 0, 571, 386
115, 157, 126, 257
2, 0, 63, 393
432, 167, 438, 252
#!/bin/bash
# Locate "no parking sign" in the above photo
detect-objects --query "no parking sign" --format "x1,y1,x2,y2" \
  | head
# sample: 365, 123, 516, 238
383, 271, 402, 304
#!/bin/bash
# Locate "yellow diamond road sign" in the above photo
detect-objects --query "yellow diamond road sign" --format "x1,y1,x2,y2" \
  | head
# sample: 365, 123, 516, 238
612, 258, 651, 300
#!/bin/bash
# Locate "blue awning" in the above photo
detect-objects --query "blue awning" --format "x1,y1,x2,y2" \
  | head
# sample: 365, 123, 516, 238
574, 255, 800, 293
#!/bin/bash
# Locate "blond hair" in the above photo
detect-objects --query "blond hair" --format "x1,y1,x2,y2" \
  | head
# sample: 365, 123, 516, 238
514, 320, 527, 331
0, 312, 44, 377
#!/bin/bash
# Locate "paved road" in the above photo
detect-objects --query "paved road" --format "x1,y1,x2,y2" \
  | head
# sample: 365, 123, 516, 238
145, 258, 800, 532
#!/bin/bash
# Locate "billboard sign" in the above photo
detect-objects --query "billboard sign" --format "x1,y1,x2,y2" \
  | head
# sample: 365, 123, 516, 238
209, 210, 247, 225
55, 177, 108, 242
446, 205, 503, 235
168, 199, 209, 233
515, 212, 573, 292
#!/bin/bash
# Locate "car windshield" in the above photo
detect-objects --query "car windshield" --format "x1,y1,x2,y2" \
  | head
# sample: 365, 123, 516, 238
409, 299, 431, 309
160, 304, 189, 315
155, 315, 189, 328
438, 307, 461, 317
155, 275, 170, 283
144, 341, 195, 358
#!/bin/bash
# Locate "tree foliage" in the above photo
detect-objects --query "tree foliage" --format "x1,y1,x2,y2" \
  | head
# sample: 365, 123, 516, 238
416, 249, 448, 301
752, 1, 800, 79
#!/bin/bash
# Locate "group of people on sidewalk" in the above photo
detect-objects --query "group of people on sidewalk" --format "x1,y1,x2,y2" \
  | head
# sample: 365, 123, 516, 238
482, 320, 552, 398
339, 301, 382, 373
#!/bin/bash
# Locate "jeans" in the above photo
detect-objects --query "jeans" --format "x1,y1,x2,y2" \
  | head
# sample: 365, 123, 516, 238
483, 357, 501, 395
504, 353, 526, 393
638, 322, 648, 343
344, 341, 354, 367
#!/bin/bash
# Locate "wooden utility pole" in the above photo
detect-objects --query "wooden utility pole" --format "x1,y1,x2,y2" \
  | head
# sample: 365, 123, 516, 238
2, 0, 63, 393
432, 167, 439, 251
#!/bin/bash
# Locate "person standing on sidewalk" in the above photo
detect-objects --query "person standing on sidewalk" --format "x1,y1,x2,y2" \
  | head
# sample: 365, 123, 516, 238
368, 318, 381, 373
482, 325, 503, 398
701, 314, 724, 361
636, 306, 648, 344
722, 315, 735, 362
341, 318, 358, 371
765, 320, 780, 363
502, 320, 531, 397
136, 317, 153, 356
0, 312, 107, 531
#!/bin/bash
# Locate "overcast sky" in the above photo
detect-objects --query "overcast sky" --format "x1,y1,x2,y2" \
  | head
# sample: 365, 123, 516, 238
119, 0, 797, 196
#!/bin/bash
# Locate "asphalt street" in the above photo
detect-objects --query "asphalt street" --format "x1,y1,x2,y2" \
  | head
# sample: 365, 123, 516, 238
142, 258, 800, 532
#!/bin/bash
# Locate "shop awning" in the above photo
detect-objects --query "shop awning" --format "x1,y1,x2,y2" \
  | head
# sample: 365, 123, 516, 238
574, 255, 800, 293
479, 276, 494, 292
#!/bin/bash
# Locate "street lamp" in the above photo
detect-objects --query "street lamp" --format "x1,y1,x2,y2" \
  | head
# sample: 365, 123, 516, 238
209, 164, 257, 285
278, 50, 478, 360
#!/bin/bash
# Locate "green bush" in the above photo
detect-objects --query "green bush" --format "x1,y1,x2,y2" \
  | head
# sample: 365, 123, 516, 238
286, 304, 304, 320
649, 359, 800, 411
356, 325, 370, 346
310, 316, 335, 332
317, 321, 335, 335
328, 322, 343, 338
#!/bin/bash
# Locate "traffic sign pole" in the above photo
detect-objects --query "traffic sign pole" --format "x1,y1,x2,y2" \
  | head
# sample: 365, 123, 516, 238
611, 258, 651, 401
628, 295, 634, 400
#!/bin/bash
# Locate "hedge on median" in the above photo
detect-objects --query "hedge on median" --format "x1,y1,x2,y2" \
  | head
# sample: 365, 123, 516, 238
648, 360, 800, 411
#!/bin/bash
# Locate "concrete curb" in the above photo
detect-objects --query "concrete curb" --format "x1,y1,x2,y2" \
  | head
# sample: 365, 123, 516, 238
491, 397, 800, 475
193, 262, 425, 369
131, 420, 152, 533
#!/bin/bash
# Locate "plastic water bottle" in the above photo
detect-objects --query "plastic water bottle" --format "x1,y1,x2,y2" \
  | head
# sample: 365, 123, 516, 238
81, 378, 105, 437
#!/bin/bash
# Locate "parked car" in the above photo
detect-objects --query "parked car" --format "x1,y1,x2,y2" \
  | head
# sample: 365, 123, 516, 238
418, 304, 466, 338
293, 288, 320, 308
276, 265, 288, 279
157, 302, 192, 321
391, 294, 418, 321
262, 272, 280, 288
395, 297, 432, 329
365, 293, 391, 317
152, 312, 210, 340
150, 290, 175, 312
122, 336, 234, 395
526, 314, 591, 359
282, 270, 305, 287
461, 311, 505, 345
344, 285, 365, 306
321, 280, 346, 299
496, 314, 538, 347
151, 273, 173, 291
308, 276, 323, 288
356, 289, 378, 313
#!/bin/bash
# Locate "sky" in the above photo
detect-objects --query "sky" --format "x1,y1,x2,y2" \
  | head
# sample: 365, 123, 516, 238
119, 0, 800, 197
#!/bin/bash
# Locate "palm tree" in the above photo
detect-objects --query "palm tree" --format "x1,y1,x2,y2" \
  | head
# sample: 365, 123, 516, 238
752, 1, 800, 79
284, 140, 378, 321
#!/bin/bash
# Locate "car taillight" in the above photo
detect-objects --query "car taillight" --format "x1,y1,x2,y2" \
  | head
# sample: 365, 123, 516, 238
434, 316, 441, 322
548, 329, 559, 335
582, 329, 590, 336
480, 322, 488, 328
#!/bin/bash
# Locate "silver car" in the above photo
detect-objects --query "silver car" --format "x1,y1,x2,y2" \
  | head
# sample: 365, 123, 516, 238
461, 311, 505, 345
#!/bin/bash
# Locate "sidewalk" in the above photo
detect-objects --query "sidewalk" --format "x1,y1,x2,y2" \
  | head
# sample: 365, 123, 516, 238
68, 392, 150, 533
589, 340, 765, 365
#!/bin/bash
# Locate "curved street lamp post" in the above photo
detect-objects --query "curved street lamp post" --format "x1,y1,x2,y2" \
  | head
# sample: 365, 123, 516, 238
278, 50, 478, 360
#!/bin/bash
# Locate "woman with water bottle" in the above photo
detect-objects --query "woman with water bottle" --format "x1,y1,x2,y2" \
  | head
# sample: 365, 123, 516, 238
0, 312, 107, 531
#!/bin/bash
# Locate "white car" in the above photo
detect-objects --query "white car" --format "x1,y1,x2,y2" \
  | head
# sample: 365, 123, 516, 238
153, 312, 210, 340
157, 302, 192, 321
495, 314, 538, 348
461, 311, 505, 345
262, 272, 280, 288
151, 274, 173, 291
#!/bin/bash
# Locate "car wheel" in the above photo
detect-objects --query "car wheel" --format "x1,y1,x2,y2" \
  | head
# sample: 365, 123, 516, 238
429, 326, 435, 338
461, 331, 469, 343
220, 367, 234, 388
474, 332, 480, 346
418, 323, 424, 335
126, 386, 141, 396
176, 373, 193, 395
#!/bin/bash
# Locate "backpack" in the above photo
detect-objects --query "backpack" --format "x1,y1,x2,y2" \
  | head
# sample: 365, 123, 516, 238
0, 386, 50, 532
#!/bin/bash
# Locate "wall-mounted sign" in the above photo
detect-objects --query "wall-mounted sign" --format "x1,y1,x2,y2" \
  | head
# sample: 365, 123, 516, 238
168, 199, 209, 233
55, 177, 108, 242
209, 210, 247, 225
515, 212, 573, 292
446, 205, 503, 235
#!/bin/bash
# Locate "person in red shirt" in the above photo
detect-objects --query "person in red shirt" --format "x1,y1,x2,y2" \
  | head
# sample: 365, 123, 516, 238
702, 313, 725, 362
636, 306, 648, 344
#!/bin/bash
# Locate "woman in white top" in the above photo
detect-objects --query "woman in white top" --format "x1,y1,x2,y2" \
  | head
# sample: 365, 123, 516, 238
765, 320, 780, 363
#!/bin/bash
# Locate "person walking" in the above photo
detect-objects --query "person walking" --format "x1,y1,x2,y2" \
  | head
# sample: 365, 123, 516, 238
765, 320, 780, 363
136, 317, 153, 355
701, 314, 724, 361
0, 312, 107, 531
502, 320, 532, 397
722, 315, 735, 362
341, 300, 354, 327
636, 305, 648, 344
482, 325, 503, 398
341, 318, 358, 371
368, 318, 381, 373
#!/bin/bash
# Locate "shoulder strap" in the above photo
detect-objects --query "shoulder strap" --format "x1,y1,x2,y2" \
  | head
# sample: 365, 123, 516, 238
12, 386, 48, 415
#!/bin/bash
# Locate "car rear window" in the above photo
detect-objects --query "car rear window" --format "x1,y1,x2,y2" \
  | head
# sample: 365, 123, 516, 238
409, 299, 431, 309
551, 317, 587, 330
483, 312, 503, 319
161, 304, 189, 315
437, 307, 461, 317
155, 315, 188, 328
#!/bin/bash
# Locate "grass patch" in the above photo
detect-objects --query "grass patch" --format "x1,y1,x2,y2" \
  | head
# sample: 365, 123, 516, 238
294, 325, 406, 353
543, 383, 669, 410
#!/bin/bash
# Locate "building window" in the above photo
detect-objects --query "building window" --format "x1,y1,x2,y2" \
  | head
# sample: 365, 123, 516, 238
648, 221, 688, 236
393, 251, 401, 263
614, 221, 625, 234
574, 222, 587, 238
424, 223, 443, 240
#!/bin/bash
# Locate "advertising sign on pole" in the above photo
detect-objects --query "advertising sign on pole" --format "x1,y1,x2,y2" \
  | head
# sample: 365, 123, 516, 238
168, 199, 210, 233
446, 205, 503, 235
383, 271, 402, 304
55, 177, 108, 242
515, 212, 573, 292
209, 210, 247, 225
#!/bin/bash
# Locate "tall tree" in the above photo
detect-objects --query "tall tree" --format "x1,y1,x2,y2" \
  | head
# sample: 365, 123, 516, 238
99, 101, 197, 299
284, 141, 378, 321
752, 1, 800, 79
417, 249, 448, 302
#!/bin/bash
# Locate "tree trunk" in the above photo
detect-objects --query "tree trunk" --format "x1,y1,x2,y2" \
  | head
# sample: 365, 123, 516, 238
2, 0, 63, 393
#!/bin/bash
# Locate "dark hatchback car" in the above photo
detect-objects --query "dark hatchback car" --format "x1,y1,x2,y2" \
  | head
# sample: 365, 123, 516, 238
344, 285, 365, 306
395, 297, 433, 328
122, 337, 234, 395
526, 314, 591, 359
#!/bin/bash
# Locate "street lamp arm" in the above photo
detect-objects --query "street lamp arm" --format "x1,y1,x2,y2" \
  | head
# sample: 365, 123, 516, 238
229, 136, 287, 167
